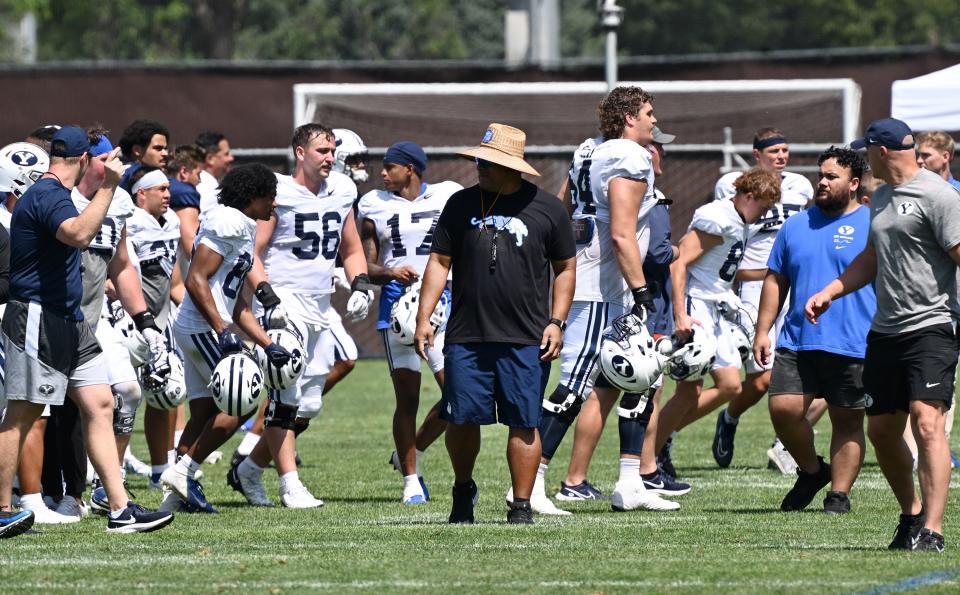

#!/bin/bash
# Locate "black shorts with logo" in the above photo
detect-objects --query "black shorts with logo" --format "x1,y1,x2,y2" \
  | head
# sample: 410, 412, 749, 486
768, 348, 866, 408
862, 322, 958, 416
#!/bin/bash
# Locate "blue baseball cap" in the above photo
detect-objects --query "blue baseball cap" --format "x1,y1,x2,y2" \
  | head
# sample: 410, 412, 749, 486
850, 118, 915, 151
383, 141, 427, 176
50, 126, 91, 157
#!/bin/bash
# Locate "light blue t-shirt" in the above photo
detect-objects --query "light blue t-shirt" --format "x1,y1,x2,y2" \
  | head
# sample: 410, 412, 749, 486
767, 204, 876, 357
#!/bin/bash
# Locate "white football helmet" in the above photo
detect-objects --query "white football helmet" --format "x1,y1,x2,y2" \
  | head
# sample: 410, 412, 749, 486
143, 353, 187, 410
598, 314, 667, 393
209, 352, 265, 417
666, 326, 718, 382
255, 328, 306, 390
718, 299, 757, 365
333, 128, 369, 183
389, 281, 448, 346
0, 142, 49, 198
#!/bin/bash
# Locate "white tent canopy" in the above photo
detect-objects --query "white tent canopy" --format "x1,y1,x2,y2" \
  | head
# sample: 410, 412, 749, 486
891, 63, 960, 131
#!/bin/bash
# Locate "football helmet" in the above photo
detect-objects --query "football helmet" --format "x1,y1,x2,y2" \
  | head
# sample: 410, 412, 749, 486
332, 128, 369, 183
209, 352, 265, 417
389, 281, 448, 346
0, 142, 49, 198
255, 328, 306, 390
665, 325, 718, 382
598, 314, 667, 393
143, 353, 187, 410
717, 299, 757, 365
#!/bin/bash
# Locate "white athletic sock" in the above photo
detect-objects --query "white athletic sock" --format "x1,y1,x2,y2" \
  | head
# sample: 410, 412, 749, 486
179, 455, 201, 479
403, 473, 422, 493
173, 430, 183, 446
167, 449, 176, 466
238, 457, 264, 477
151, 463, 169, 476
723, 409, 739, 425
279, 471, 300, 493
415, 449, 424, 476
237, 432, 260, 456
537, 462, 549, 479
109, 507, 125, 520
618, 458, 641, 483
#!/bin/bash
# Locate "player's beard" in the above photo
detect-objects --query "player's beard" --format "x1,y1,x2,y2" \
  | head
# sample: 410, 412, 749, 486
814, 190, 848, 215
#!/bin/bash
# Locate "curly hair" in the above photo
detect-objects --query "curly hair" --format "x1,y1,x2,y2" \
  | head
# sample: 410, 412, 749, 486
598, 86, 653, 140
218, 163, 277, 210
818, 146, 866, 180
119, 119, 169, 161
733, 168, 781, 203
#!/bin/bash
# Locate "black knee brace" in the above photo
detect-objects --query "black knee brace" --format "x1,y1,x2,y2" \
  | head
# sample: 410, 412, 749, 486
293, 418, 310, 438
264, 401, 299, 431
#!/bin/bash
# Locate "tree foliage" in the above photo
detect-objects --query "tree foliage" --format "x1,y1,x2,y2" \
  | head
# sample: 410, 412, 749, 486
2, 0, 959, 63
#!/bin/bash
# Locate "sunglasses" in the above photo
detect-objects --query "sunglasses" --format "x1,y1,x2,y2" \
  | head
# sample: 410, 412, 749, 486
475, 157, 494, 169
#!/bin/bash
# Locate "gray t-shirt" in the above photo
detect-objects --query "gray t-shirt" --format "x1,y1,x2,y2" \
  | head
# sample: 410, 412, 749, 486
869, 168, 960, 334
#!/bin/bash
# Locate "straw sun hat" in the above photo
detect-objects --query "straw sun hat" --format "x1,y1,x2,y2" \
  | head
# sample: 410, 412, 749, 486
456, 123, 540, 177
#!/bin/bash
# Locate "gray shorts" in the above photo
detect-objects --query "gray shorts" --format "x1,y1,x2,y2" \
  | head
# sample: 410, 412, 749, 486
769, 348, 866, 409
1, 300, 108, 406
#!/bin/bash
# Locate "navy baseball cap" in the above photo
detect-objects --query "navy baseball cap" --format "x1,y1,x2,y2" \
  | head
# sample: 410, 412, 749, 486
50, 126, 91, 157
850, 118, 915, 151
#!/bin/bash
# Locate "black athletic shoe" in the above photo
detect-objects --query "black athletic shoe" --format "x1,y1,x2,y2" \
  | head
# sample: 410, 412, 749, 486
823, 491, 850, 514
888, 511, 925, 550
106, 502, 175, 534
712, 410, 738, 468
0, 510, 34, 539
507, 500, 534, 525
913, 528, 945, 552
642, 469, 692, 496
449, 480, 478, 524
780, 456, 831, 512
229, 449, 246, 470
555, 480, 604, 501
658, 436, 677, 479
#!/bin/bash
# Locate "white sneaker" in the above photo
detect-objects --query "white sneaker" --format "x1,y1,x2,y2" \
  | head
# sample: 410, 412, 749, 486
203, 451, 224, 465
20, 493, 81, 524
767, 442, 799, 475
504, 479, 572, 516
86, 459, 95, 486
159, 465, 190, 501
281, 483, 324, 509
611, 478, 680, 511
124, 448, 152, 477
235, 467, 274, 507
55, 496, 90, 519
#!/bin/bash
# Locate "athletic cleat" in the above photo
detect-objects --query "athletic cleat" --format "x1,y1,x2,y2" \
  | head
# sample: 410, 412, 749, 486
657, 437, 677, 479
889, 511, 925, 550
185, 479, 216, 513
823, 490, 851, 514
161, 466, 216, 512
555, 480, 604, 501
780, 456, 831, 512
123, 449, 152, 477
403, 494, 426, 505
913, 528, 945, 552
230, 450, 246, 470
0, 510, 35, 539
419, 477, 430, 501
449, 480, 478, 524
505, 478, 571, 516
767, 440, 799, 475
227, 465, 274, 507
712, 409, 737, 468
106, 502, 174, 534
390, 450, 430, 501
611, 478, 680, 511
203, 451, 224, 465
55, 496, 89, 520
642, 470, 691, 496
507, 500, 534, 524
158, 490, 193, 513
280, 483, 324, 509
89, 482, 110, 516
19, 494, 80, 524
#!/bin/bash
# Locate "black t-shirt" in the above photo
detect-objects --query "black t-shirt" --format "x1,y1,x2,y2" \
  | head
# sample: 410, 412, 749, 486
432, 180, 575, 345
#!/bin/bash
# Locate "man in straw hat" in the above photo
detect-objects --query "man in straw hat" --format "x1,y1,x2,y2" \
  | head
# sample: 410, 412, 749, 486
414, 123, 576, 524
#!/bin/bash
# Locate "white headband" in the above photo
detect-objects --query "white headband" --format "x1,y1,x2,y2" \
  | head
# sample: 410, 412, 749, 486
131, 169, 168, 195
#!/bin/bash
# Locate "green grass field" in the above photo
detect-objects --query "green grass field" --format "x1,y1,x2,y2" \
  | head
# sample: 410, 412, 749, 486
1, 359, 958, 593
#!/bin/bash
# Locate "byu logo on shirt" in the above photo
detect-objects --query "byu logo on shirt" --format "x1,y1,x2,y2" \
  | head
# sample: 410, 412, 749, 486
470, 216, 529, 246
898, 202, 915, 215
834, 224, 855, 249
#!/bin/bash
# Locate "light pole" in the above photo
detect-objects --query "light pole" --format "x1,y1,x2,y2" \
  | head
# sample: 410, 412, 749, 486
599, 0, 624, 91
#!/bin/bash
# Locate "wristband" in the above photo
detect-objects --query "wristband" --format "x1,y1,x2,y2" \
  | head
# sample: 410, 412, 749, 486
132, 310, 159, 333
350, 273, 376, 293
255, 281, 281, 308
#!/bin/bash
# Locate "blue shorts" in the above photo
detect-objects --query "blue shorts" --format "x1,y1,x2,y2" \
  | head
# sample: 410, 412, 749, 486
441, 342, 549, 428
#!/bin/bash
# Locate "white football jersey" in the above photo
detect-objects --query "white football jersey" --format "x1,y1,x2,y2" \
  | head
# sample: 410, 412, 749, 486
176, 205, 256, 333
127, 207, 180, 278
569, 136, 602, 219
714, 170, 812, 269
197, 170, 219, 216
575, 138, 656, 305
71, 187, 136, 255
357, 181, 461, 272
685, 200, 750, 301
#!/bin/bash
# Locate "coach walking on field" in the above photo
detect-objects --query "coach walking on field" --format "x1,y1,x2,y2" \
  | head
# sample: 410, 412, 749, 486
415, 123, 576, 525
807, 118, 960, 552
